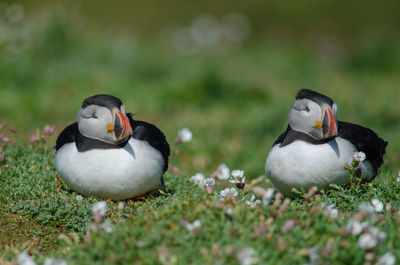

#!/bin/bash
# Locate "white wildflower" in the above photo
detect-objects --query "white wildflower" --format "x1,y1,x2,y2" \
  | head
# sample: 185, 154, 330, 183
377, 253, 396, 265
309, 245, 320, 265
371, 198, 384, 213
186, 219, 202, 232
359, 201, 375, 216
358, 233, 377, 250
201, 178, 215, 188
190, 173, 205, 186
262, 188, 275, 206
352, 151, 366, 162
231, 169, 244, 179
246, 194, 262, 207
346, 220, 368, 235
17, 252, 36, 265
92, 201, 107, 222
230, 169, 246, 189
177, 128, 192, 142
219, 188, 238, 201
101, 220, 113, 233
324, 204, 339, 219
200, 178, 215, 194
397, 171, 400, 182
216, 163, 230, 180
75, 195, 83, 201
44, 258, 67, 265
237, 247, 257, 265
357, 227, 386, 250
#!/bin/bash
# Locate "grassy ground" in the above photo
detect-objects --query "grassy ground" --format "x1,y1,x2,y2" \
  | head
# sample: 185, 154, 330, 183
1, 8, 400, 265
1, 144, 400, 264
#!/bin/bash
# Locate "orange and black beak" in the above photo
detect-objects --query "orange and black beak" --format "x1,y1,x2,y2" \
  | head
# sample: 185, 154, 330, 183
110, 109, 133, 141
322, 105, 338, 138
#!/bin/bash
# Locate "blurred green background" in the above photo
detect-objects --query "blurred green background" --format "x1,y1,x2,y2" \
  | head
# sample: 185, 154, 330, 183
0, 0, 399, 177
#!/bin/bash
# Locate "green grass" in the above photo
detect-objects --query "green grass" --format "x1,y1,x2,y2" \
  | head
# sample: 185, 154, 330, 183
1, 144, 400, 264
1, 8, 400, 265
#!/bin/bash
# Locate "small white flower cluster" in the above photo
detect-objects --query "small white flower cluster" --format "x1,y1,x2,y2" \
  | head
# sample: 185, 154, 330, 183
360, 199, 384, 216
237, 247, 258, 265
357, 226, 386, 250
217, 163, 230, 180
371, 198, 384, 212
90, 201, 113, 233
352, 151, 366, 162
230, 169, 246, 189
245, 194, 262, 207
189, 173, 216, 193
323, 204, 339, 219
190, 164, 266, 207
377, 253, 396, 265
219, 188, 238, 201
397, 171, 400, 183
177, 128, 192, 143
201, 178, 216, 193
346, 200, 387, 250
346, 220, 369, 235
185, 219, 202, 233
92, 201, 107, 222
346, 219, 386, 250
262, 188, 275, 206
17, 252, 67, 265
190, 173, 205, 185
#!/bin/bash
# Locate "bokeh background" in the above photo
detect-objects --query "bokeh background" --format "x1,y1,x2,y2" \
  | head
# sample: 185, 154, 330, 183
1, 0, 399, 177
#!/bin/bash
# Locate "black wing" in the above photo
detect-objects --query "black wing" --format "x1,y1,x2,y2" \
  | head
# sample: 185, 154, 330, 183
128, 114, 170, 173
338, 121, 388, 176
272, 127, 288, 146
56, 122, 78, 151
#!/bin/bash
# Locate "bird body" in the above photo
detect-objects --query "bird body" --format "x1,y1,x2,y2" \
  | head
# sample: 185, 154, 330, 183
266, 136, 374, 196
55, 138, 165, 200
265, 89, 387, 197
55, 94, 169, 200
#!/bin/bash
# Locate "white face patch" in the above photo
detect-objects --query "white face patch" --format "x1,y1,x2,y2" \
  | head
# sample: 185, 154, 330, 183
288, 99, 324, 139
77, 105, 116, 143
120, 104, 126, 114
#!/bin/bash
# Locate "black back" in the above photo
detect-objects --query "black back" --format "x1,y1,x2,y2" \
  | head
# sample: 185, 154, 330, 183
128, 114, 170, 173
338, 121, 387, 176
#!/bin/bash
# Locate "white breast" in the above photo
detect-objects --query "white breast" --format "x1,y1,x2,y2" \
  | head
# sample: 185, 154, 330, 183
55, 138, 165, 200
265, 137, 374, 197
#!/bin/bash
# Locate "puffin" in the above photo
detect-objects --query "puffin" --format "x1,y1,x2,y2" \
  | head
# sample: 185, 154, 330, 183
265, 89, 387, 197
55, 94, 170, 200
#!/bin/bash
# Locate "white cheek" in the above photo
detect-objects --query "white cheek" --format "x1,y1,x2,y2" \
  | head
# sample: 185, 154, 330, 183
120, 105, 126, 114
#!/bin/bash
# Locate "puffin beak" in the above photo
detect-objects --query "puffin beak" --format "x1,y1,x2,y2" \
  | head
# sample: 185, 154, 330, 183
322, 105, 338, 138
113, 110, 133, 141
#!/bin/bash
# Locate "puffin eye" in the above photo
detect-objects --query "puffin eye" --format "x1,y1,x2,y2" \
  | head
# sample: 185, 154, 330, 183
304, 106, 310, 112
90, 111, 98, 119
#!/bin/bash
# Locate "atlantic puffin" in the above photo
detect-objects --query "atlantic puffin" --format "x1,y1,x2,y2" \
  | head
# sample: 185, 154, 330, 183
265, 89, 387, 197
55, 94, 170, 200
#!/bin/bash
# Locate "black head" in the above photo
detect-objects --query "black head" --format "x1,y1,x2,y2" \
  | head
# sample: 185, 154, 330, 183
77, 94, 132, 145
82, 94, 123, 111
289, 89, 338, 140
296, 89, 334, 108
